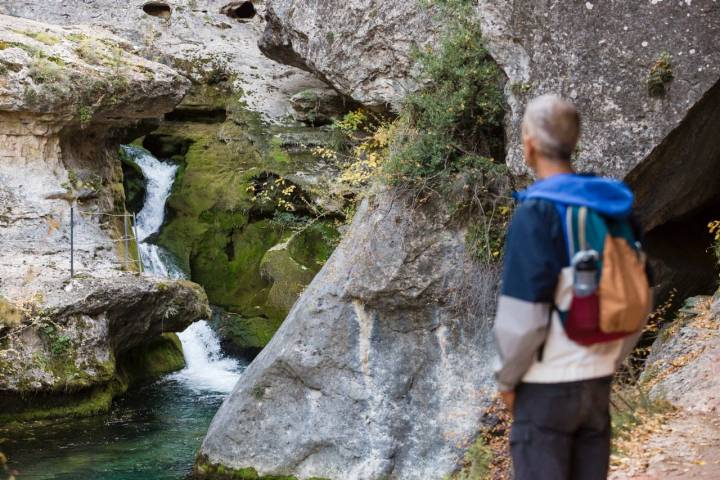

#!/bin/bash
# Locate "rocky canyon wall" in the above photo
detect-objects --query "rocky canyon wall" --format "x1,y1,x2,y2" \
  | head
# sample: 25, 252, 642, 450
0, 14, 209, 420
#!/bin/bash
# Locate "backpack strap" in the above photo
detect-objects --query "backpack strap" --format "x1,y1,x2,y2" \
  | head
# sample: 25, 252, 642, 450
578, 206, 588, 252
564, 205, 590, 259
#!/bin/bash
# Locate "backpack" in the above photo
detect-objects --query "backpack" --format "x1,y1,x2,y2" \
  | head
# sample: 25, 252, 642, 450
556, 205, 652, 345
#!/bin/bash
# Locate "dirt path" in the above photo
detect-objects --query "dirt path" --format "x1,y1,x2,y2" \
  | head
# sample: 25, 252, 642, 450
610, 411, 720, 479
610, 295, 720, 479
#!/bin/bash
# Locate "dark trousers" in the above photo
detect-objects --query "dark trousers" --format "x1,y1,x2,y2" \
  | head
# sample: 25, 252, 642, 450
510, 376, 612, 480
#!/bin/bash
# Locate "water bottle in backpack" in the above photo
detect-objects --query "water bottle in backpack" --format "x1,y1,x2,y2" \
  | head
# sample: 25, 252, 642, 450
572, 250, 599, 297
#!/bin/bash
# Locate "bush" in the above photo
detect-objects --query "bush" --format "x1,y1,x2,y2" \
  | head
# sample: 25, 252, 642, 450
708, 220, 720, 269
384, 0, 506, 190
310, 0, 514, 262
28, 53, 66, 84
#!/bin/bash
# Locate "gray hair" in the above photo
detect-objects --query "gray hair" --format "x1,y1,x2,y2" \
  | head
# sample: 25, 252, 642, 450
522, 94, 580, 161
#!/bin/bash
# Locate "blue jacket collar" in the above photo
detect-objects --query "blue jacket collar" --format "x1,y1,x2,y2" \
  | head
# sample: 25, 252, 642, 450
515, 173, 634, 219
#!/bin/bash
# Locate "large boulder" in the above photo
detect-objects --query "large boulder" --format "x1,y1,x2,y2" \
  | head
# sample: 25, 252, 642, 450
196, 1, 720, 479
0, 276, 210, 421
198, 190, 500, 479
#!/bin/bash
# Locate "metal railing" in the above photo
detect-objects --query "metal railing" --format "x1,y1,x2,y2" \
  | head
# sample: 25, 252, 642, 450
70, 207, 144, 276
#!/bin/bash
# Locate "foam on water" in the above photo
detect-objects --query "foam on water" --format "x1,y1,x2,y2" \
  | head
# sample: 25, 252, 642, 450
171, 321, 241, 394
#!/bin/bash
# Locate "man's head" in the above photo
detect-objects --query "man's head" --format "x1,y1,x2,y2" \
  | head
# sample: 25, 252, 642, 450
521, 95, 580, 176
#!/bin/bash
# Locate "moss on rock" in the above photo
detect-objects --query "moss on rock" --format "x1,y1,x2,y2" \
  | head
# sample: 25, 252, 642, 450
211, 311, 283, 358
287, 221, 341, 271
146, 84, 343, 353
260, 239, 316, 316
0, 333, 186, 423
0, 377, 126, 424
194, 455, 331, 480
116, 333, 185, 383
119, 145, 146, 213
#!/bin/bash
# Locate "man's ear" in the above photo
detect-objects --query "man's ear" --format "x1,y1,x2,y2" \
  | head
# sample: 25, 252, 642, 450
523, 135, 537, 171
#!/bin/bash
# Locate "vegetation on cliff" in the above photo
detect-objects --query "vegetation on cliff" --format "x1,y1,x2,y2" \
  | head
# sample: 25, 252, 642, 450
317, 0, 514, 266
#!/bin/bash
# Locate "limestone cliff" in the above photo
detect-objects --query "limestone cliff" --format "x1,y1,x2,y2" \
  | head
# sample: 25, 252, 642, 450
260, 0, 720, 295
260, 0, 438, 109
1, 0, 331, 120
0, 15, 209, 420
0, 14, 189, 294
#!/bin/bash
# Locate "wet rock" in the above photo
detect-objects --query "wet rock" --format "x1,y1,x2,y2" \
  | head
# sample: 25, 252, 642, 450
199, 190, 500, 479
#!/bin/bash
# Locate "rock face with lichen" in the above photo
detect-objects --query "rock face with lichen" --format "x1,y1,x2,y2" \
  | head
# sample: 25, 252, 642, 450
198, 191, 500, 479
260, 0, 720, 294
1, 0, 331, 120
0, 14, 211, 420
260, 0, 438, 109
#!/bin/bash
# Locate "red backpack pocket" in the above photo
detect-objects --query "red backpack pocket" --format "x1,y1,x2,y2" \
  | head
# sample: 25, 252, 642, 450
565, 293, 626, 345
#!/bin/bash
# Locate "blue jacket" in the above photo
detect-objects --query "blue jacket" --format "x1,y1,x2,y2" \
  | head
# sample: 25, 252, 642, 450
493, 173, 643, 391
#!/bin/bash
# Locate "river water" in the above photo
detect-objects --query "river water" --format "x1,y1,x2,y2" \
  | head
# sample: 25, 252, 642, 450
4, 146, 244, 479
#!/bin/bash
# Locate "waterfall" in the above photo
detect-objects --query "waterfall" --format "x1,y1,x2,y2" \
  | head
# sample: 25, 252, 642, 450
124, 145, 242, 394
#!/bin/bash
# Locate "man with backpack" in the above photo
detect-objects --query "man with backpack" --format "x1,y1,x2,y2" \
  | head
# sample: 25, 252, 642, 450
493, 95, 652, 480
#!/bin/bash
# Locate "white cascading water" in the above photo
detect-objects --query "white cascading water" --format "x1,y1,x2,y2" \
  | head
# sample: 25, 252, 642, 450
124, 145, 242, 394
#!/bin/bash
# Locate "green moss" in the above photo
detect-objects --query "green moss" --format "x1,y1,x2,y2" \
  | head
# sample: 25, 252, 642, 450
116, 333, 186, 383
648, 52, 674, 97
212, 312, 284, 357
143, 84, 342, 351
0, 334, 184, 423
446, 436, 493, 480
0, 378, 125, 424
287, 221, 340, 270
194, 455, 330, 480
261, 244, 314, 312
66, 33, 89, 43
21, 30, 61, 46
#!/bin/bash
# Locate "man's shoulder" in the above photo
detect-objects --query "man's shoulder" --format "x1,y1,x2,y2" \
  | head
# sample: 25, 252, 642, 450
513, 198, 562, 224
